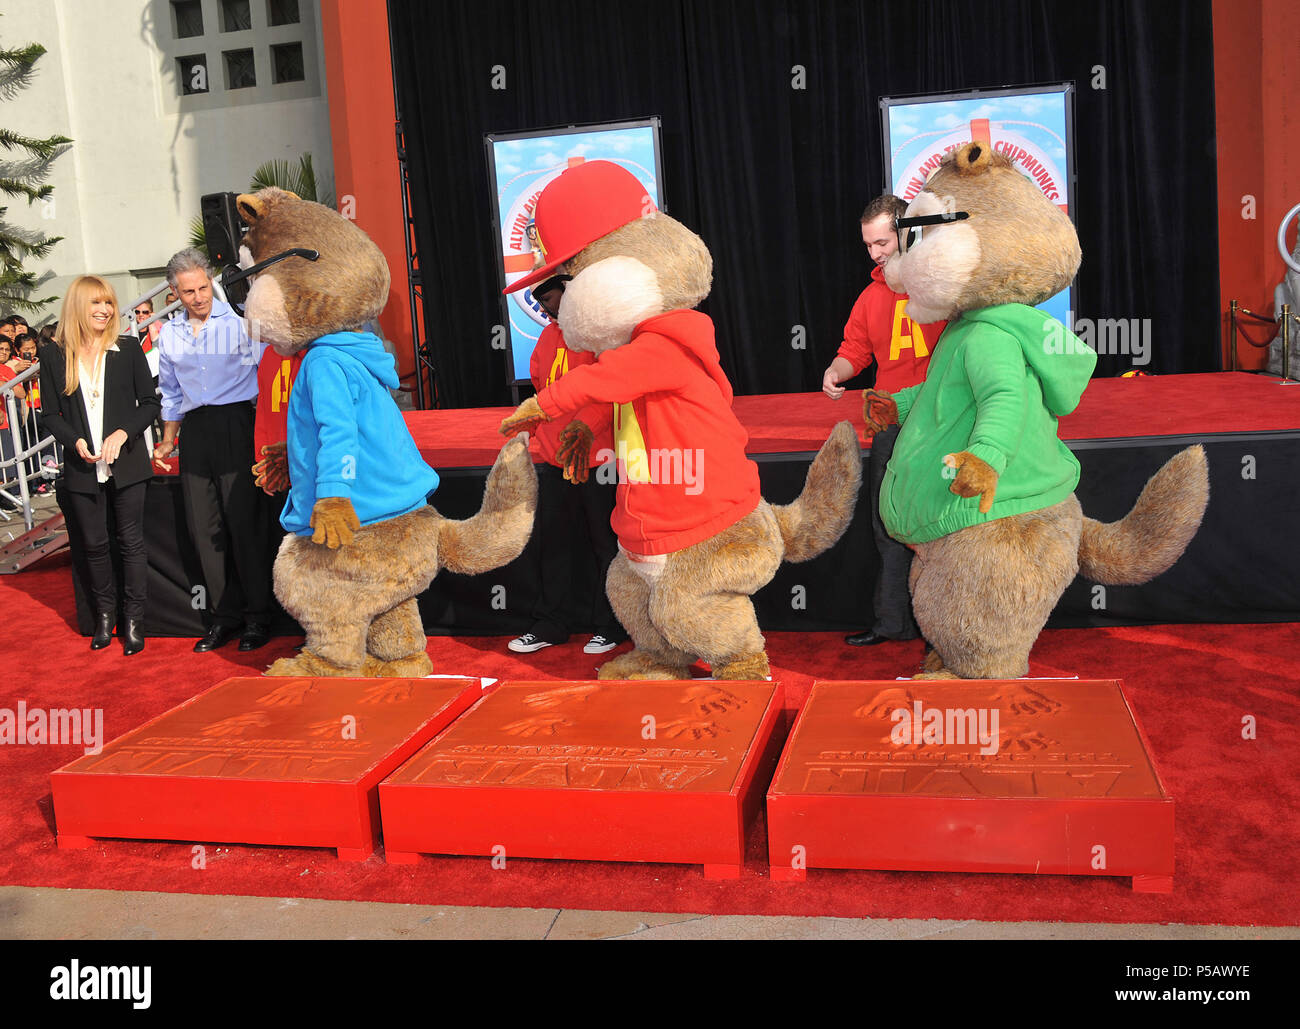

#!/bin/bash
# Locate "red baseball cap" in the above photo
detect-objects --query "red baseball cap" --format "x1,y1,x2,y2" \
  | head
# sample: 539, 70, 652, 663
503, 160, 656, 295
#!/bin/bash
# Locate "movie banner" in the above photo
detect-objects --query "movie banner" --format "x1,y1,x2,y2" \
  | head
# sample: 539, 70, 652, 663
881, 85, 1076, 325
486, 119, 664, 384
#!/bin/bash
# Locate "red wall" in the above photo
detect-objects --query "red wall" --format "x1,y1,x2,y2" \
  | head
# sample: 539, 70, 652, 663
318, 0, 416, 386
1214, 0, 1300, 369
323, 1, 1300, 391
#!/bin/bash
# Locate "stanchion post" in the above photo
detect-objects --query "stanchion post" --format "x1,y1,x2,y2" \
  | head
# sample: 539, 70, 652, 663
1229, 299, 1238, 372
1284, 303, 1292, 382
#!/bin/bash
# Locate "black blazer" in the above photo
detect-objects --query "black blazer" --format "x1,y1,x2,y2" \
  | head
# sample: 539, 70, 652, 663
38, 336, 161, 495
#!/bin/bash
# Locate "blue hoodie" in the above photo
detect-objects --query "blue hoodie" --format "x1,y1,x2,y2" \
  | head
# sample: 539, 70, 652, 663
281, 331, 440, 536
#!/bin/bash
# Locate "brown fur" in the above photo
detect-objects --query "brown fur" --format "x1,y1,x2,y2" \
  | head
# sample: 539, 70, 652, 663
885, 142, 1208, 679
238, 187, 540, 677
771, 420, 862, 562
266, 414, 536, 677
886, 145, 1079, 321
910, 497, 1082, 680
237, 188, 390, 352
568, 214, 713, 313
1079, 445, 1209, 583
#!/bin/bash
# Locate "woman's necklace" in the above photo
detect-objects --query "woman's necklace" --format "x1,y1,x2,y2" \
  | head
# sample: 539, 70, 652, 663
82, 348, 104, 400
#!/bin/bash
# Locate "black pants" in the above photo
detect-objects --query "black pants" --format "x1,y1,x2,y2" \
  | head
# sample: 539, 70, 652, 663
178, 401, 275, 627
528, 462, 623, 643
868, 424, 920, 639
60, 478, 148, 622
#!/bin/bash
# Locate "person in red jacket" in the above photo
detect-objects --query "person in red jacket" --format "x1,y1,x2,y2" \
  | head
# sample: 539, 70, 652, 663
821, 193, 946, 647
509, 276, 627, 655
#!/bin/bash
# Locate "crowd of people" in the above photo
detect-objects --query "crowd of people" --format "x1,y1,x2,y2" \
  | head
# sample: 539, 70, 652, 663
10, 190, 935, 659
0, 315, 57, 506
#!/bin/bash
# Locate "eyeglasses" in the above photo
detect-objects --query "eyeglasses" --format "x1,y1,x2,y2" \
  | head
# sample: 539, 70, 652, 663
895, 210, 970, 253
134, 309, 152, 317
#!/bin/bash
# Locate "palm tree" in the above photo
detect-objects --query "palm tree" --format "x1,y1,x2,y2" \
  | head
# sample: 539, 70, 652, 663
189, 153, 334, 253
0, 33, 71, 314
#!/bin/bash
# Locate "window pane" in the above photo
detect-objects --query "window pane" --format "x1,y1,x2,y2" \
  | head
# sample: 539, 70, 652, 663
178, 54, 209, 95
223, 48, 256, 90
267, 0, 300, 26
172, 0, 204, 38
272, 42, 305, 84
220, 0, 252, 31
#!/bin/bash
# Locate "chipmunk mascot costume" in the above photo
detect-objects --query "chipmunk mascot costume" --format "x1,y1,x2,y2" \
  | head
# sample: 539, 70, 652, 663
868, 141, 1209, 679
235, 187, 537, 677
499, 161, 861, 681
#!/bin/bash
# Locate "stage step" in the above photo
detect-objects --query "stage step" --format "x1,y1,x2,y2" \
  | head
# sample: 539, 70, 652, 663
51, 676, 484, 860
767, 679, 1174, 891
379, 680, 786, 878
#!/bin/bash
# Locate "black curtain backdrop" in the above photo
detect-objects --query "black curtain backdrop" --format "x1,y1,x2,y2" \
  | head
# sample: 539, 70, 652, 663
388, 0, 1219, 409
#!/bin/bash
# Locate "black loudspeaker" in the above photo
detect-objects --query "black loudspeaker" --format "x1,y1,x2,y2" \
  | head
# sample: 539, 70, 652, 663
200, 192, 243, 266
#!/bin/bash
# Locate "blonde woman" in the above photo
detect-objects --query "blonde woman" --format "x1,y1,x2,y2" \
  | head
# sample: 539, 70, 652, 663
38, 276, 160, 655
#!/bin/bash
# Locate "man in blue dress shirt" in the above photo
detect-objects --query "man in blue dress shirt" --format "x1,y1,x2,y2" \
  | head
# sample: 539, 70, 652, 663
153, 248, 277, 652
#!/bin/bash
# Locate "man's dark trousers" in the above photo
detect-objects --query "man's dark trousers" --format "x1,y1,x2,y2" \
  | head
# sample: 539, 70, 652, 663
178, 400, 276, 628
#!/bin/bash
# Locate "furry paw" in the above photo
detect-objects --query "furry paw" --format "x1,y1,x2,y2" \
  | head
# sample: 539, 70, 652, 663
596, 649, 693, 681
360, 653, 434, 679
943, 451, 998, 513
499, 395, 549, 438
710, 652, 770, 681
265, 650, 359, 677
862, 389, 899, 436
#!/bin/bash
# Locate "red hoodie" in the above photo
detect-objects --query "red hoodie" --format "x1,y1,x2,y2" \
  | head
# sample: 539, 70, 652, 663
528, 322, 613, 465
836, 265, 946, 394
254, 349, 303, 457
536, 309, 760, 556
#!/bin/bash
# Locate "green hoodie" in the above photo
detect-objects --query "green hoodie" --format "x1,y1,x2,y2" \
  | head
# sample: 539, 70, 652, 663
880, 303, 1097, 544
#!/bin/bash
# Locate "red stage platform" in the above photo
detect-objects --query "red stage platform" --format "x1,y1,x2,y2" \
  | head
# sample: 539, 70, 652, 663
50, 676, 483, 860
404, 373, 1300, 468
766, 679, 1175, 891
379, 680, 786, 878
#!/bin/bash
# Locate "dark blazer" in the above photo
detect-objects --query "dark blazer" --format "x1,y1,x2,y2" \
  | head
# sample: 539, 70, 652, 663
38, 336, 161, 495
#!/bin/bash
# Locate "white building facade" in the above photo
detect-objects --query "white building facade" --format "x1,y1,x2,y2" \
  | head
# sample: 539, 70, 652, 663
4, 0, 334, 323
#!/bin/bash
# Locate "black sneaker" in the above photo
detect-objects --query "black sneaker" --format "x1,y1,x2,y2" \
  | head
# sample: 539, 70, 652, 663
583, 634, 622, 655
508, 633, 554, 654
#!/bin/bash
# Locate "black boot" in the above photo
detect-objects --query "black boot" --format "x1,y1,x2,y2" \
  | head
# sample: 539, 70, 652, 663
122, 617, 145, 657
90, 613, 114, 651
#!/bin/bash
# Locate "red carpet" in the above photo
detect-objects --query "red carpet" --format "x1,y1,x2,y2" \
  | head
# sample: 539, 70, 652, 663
405, 373, 1300, 468
2, 552, 1297, 926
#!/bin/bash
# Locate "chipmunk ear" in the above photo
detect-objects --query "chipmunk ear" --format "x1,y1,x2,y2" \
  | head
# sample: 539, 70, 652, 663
236, 193, 265, 225
237, 189, 301, 225
953, 141, 994, 175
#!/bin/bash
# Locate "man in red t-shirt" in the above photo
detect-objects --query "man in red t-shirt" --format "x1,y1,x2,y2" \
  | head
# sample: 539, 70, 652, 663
821, 194, 946, 647
252, 347, 303, 497
508, 277, 627, 656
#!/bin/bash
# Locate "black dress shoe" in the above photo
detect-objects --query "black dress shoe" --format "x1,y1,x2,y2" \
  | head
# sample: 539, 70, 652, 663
194, 623, 241, 653
238, 622, 272, 651
845, 630, 891, 646
90, 613, 114, 651
122, 618, 145, 657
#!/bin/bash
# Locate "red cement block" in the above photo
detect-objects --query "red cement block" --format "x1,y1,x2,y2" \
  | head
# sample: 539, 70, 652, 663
50, 676, 483, 860
767, 679, 1174, 890
379, 680, 785, 877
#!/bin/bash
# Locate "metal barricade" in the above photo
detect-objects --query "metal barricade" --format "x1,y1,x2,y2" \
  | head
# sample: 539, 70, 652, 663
0, 360, 68, 571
